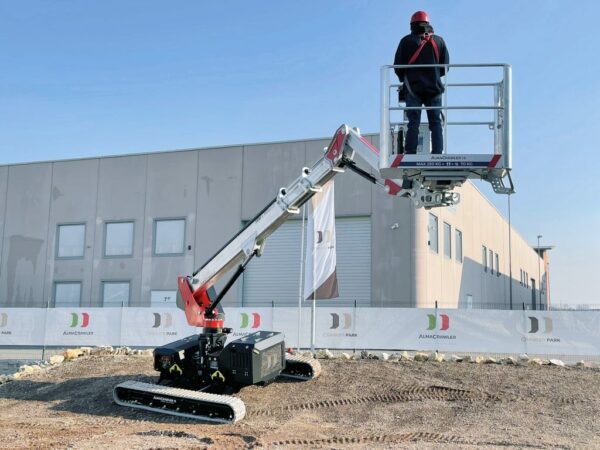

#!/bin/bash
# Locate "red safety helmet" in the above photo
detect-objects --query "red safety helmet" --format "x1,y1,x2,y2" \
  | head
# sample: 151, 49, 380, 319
410, 11, 429, 24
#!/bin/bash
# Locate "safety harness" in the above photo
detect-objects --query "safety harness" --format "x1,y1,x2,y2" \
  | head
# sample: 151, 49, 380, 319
401, 32, 441, 100
408, 32, 440, 64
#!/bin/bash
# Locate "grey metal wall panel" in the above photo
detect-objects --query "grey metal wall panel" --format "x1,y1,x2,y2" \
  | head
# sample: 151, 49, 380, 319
91, 155, 147, 306
194, 146, 243, 307
368, 134, 414, 307
140, 151, 198, 306
45, 159, 100, 307
1, 164, 52, 307
0, 166, 7, 295
241, 141, 306, 220
305, 138, 372, 217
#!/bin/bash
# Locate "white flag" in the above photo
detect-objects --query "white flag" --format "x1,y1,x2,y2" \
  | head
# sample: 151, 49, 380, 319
304, 180, 339, 300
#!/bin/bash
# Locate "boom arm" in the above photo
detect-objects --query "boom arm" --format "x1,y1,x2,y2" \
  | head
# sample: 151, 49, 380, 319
177, 125, 396, 327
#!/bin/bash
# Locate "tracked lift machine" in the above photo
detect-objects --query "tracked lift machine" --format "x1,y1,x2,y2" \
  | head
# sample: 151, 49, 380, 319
114, 64, 514, 423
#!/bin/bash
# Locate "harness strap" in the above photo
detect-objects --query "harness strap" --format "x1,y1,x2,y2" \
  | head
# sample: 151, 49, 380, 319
407, 33, 440, 64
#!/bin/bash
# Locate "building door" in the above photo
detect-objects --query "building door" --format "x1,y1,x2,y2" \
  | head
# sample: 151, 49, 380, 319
242, 217, 372, 307
531, 278, 536, 310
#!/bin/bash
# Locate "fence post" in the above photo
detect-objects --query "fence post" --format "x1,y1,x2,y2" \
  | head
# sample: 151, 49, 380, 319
41, 297, 50, 361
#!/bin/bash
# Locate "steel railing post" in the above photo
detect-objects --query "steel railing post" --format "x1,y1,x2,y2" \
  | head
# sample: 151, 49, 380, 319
503, 64, 512, 169
380, 66, 390, 170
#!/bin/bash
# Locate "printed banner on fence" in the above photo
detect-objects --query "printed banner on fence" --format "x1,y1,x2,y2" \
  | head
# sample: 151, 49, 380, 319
2, 307, 600, 357
0, 308, 46, 346
44, 308, 122, 346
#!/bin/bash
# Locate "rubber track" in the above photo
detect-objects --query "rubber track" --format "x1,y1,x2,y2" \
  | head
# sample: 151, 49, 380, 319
248, 385, 501, 417
280, 354, 322, 380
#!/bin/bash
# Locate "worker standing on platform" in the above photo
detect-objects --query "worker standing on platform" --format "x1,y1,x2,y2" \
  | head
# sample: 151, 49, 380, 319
394, 11, 450, 154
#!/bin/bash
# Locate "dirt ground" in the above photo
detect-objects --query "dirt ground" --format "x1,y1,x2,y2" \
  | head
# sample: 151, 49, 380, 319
1, 354, 599, 450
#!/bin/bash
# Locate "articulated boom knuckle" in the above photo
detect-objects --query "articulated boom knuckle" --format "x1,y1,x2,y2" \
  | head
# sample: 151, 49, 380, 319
178, 276, 212, 327
324, 124, 350, 164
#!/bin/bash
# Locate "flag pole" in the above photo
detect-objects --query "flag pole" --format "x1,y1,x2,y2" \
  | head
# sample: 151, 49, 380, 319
311, 224, 316, 353
297, 204, 307, 351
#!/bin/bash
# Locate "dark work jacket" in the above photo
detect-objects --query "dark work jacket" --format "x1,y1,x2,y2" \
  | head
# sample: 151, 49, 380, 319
394, 32, 449, 97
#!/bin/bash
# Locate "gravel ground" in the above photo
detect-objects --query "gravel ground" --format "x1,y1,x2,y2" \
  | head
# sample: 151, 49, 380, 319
0, 354, 599, 449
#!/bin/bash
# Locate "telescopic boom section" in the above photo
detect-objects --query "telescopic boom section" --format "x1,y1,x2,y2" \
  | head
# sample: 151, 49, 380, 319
177, 125, 395, 328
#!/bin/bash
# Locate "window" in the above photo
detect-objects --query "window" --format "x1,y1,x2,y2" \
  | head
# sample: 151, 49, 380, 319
154, 219, 186, 255
54, 282, 81, 307
151, 290, 177, 307
489, 249, 494, 275
57, 224, 85, 258
443, 222, 451, 258
105, 221, 134, 257
495, 253, 500, 277
520, 269, 524, 286
482, 245, 487, 272
428, 213, 438, 253
455, 229, 463, 263
102, 281, 130, 307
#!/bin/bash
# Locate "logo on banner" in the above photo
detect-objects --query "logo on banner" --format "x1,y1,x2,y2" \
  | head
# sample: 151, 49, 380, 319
150, 312, 177, 336
419, 313, 456, 341
153, 313, 172, 328
521, 316, 559, 343
240, 313, 261, 329
427, 314, 450, 331
324, 312, 357, 338
63, 312, 93, 336
70, 312, 90, 328
232, 312, 263, 337
330, 313, 352, 330
527, 316, 552, 334
0, 313, 10, 335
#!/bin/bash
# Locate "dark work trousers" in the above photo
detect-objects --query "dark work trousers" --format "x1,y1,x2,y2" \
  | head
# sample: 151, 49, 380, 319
405, 92, 443, 154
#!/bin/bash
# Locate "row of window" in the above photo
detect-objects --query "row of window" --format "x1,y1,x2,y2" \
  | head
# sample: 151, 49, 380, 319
56, 218, 186, 259
53, 281, 176, 307
482, 245, 501, 276
428, 213, 463, 262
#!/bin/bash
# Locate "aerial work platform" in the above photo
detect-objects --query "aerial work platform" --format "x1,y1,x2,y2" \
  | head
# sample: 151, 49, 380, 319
379, 63, 514, 208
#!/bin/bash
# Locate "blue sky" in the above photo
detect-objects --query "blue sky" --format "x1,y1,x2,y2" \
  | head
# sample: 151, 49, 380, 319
1, 1, 599, 305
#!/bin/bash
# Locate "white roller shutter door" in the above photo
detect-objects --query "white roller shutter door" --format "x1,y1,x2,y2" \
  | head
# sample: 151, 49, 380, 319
242, 217, 371, 306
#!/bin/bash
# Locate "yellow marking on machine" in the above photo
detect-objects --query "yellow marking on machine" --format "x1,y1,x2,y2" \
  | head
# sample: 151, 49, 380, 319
211, 370, 225, 382
169, 364, 183, 375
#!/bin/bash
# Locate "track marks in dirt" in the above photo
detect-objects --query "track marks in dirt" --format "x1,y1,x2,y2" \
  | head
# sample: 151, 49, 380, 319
247, 383, 589, 419
264, 433, 566, 449
266, 431, 473, 447
247, 384, 501, 417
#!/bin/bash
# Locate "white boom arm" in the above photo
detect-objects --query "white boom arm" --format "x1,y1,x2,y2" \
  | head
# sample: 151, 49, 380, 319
180, 125, 394, 317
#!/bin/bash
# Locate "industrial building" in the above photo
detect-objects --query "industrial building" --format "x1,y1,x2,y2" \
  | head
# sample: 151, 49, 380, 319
0, 133, 548, 311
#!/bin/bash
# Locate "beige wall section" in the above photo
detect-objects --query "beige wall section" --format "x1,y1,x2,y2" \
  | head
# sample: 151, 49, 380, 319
415, 181, 546, 309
